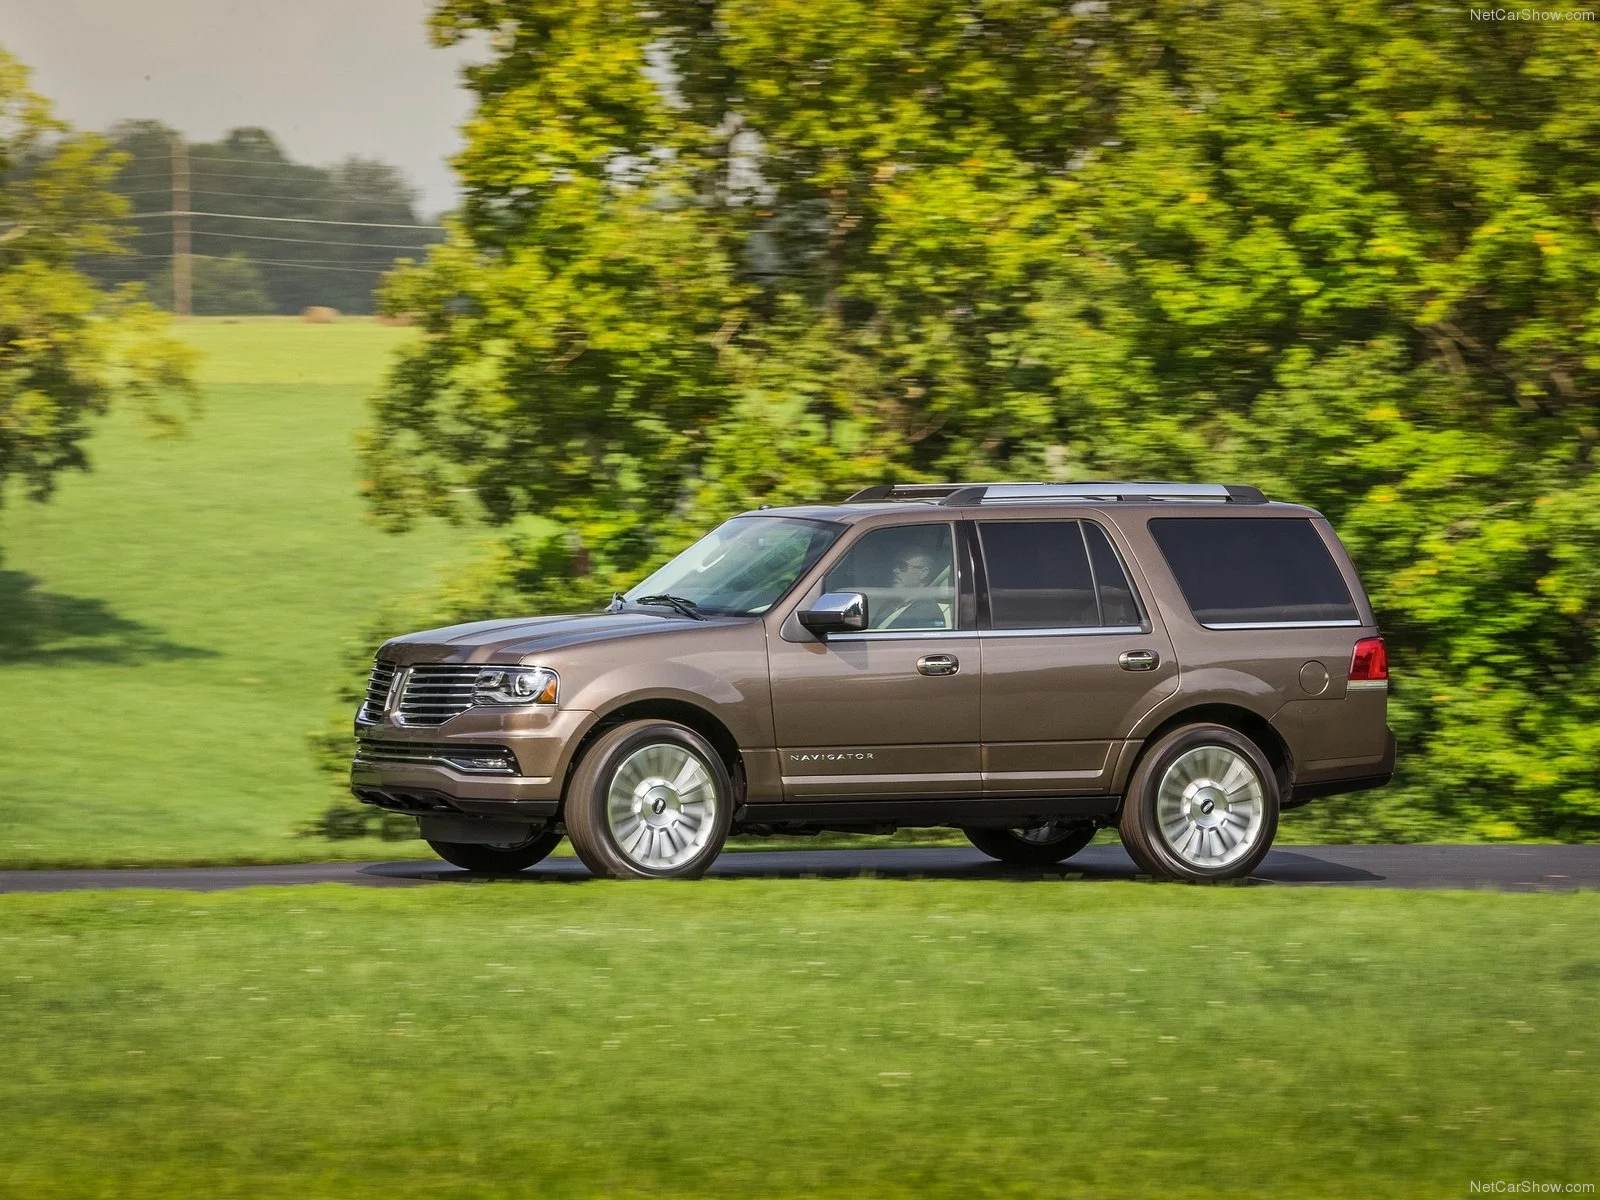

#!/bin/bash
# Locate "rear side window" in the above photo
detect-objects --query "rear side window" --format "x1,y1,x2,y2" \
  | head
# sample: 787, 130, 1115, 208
1084, 522, 1142, 627
1148, 517, 1359, 626
978, 521, 1144, 630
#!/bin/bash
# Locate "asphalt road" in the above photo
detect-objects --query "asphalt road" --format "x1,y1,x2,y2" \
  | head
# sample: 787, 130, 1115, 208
1, 843, 1596, 893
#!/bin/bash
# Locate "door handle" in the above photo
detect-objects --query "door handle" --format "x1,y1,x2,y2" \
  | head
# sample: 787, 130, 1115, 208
1118, 649, 1160, 671
917, 654, 960, 677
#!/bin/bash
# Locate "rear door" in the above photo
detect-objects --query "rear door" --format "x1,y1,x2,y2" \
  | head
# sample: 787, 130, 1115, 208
975, 518, 1178, 795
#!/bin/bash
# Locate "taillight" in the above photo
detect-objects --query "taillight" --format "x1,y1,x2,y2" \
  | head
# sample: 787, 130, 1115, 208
1349, 636, 1388, 682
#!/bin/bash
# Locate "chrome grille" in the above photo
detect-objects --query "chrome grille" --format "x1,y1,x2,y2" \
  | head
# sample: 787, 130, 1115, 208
355, 739, 517, 775
357, 660, 398, 726
397, 664, 483, 726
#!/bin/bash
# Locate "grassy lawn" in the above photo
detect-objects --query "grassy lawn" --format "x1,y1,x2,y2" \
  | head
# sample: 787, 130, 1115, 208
0, 319, 466, 868
1, 882, 1595, 1198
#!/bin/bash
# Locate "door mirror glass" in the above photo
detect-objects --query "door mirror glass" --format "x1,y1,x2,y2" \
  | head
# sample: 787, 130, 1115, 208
798, 592, 869, 634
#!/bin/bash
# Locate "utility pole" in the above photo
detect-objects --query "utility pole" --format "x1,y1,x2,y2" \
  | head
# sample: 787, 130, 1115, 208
171, 136, 191, 318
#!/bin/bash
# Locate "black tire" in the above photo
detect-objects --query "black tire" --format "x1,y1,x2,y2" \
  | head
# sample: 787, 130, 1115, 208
563, 720, 733, 879
963, 823, 1097, 865
426, 828, 564, 873
1118, 723, 1280, 882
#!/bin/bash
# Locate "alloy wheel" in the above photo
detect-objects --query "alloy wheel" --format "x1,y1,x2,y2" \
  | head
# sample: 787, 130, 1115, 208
1153, 744, 1266, 870
604, 741, 719, 871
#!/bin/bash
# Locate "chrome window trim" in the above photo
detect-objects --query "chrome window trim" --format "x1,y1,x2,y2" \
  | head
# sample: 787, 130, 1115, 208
826, 625, 1149, 642
1200, 619, 1365, 630
826, 629, 981, 642
980, 624, 1146, 638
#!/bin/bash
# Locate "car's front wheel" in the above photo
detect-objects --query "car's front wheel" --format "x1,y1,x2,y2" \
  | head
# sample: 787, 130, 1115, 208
963, 822, 1097, 865
426, 828, 564, 873
1117, 723, 1280, 882
563, 720, 733, 879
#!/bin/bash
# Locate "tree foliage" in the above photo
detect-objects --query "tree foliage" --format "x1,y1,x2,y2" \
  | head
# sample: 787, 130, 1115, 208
146, 253, 274, 316
0, 46, 195, 507
362, 1, 1600, 840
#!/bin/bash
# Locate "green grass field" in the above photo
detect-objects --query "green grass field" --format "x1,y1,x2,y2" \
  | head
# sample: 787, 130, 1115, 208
1, 882, 1594, 1198
0, 319, 467, 868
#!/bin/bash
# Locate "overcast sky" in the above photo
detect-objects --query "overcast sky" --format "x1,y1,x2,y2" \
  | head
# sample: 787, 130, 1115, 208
2, 0, 481, 215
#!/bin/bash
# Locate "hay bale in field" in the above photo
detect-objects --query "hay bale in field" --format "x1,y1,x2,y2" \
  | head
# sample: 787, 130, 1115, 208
300, 306, 340, 323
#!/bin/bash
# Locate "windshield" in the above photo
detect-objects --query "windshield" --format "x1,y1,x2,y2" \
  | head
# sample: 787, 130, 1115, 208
624, 516, 841, 617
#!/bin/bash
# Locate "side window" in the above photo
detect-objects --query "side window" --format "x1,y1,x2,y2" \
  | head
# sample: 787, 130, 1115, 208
1148, 517, 1359, 626
978, 521, 1099, 629
824, 524, 956, 631
1083, 522, 1143, 627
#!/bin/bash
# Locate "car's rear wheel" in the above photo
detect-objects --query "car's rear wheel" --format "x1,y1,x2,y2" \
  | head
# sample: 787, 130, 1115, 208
563, 720, 733, 879
1118, 723, 1279, 882
963, 822, 1097, 865
426, 828, 564, 873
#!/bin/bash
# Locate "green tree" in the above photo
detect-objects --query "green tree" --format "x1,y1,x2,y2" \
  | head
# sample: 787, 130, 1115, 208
0, 47, 195, 506
358, 1, 1600, 840
147, 252, 274, 316
89, 123, 442, 315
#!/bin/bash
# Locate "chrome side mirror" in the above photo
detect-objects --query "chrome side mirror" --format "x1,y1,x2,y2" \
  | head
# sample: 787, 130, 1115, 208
797, 591, 868, 635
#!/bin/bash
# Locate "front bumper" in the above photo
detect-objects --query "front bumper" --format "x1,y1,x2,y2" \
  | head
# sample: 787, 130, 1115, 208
349, 706, 592, 820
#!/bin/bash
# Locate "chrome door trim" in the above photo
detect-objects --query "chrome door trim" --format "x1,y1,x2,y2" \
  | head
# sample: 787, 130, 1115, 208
1200, 619, 1365, 630
826, 629, 981, 642
978, 625, 1146, 638
826, 625, 1149, 641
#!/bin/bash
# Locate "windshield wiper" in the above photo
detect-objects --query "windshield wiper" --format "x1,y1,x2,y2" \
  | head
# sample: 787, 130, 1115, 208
629, 593, 708, 620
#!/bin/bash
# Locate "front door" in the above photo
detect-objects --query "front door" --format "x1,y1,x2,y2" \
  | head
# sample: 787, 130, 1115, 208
976, 518, 1179, 795
768, 522, 980, 799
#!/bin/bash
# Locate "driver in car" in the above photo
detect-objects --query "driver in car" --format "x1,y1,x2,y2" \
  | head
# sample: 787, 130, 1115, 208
877, 549, 948, 629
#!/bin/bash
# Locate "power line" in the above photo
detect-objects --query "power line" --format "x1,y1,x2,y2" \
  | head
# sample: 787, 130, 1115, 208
141, 153, 390, 168
120, 166, 369, 184
119, 210, 446, 231
119, 185, 426, 208
120, 227, 436, 251
124, 250, 391, 267
124, 251, 394, 275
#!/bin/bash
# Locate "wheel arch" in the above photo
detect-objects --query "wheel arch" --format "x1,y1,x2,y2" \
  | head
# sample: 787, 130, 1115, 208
1115, 703, 1292, 814
555, 696, 744, 816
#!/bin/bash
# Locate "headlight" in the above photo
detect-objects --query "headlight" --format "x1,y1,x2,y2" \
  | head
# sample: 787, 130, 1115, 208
472, 667, 558, 706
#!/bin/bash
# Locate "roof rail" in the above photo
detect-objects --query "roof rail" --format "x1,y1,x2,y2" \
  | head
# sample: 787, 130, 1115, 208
844, 482, 1268, 506
843, 483, 1013, 503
